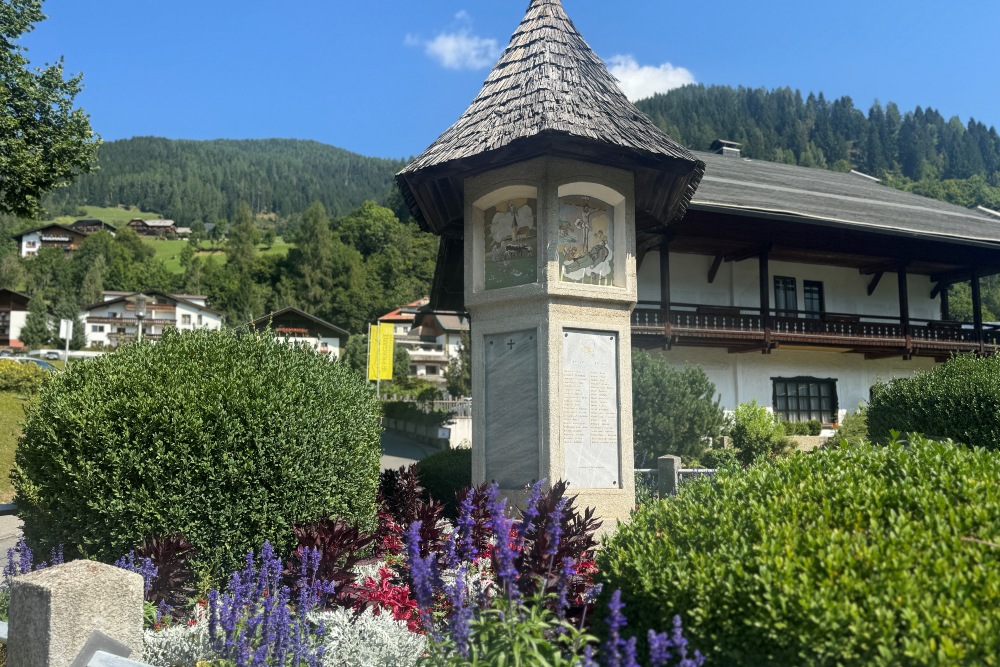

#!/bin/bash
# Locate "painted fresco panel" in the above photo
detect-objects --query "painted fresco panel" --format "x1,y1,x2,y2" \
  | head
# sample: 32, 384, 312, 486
483, 199, 538, 289
557, 196, 614, 285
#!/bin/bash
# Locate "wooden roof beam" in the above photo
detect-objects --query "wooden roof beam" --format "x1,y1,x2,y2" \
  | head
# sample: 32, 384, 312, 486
860, 259, 907, 276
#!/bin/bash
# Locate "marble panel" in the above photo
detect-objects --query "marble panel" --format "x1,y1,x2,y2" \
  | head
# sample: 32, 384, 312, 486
561, 329, 620, 488
484, 330, 539, 487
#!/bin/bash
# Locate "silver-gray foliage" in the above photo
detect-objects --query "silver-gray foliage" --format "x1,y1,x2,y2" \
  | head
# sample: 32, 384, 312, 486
315, 607, 425, 667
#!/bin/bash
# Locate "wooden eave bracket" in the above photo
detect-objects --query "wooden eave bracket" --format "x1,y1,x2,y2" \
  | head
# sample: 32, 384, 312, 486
867, 272, 884, 296
708, 255, 723, 284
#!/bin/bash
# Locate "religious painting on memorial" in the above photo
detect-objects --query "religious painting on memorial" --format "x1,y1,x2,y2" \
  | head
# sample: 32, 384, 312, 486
557, 195, 614, 285
483, 198, 538, 290
561, 329, 620, 488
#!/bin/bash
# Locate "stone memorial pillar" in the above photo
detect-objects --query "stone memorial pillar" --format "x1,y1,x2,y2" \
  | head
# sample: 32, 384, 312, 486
465, 159, 638, 522
394, 0, 705, 524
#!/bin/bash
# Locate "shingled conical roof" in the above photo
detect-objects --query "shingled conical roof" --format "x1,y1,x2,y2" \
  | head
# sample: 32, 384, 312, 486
397, 0, 705, 236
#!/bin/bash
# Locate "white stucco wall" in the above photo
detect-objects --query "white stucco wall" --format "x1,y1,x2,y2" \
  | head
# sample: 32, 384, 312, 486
638, 251, 942, 321
7, 311, 27, 342
20, 232, 41, 257
652, 346, 936, 421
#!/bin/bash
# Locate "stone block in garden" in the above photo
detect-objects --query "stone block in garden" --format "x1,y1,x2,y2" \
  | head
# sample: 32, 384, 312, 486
6, 559, 144, 667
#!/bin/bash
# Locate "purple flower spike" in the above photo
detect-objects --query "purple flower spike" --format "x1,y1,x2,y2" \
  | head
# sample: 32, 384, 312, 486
519, 479, 546, 544
602, 589, 640, 667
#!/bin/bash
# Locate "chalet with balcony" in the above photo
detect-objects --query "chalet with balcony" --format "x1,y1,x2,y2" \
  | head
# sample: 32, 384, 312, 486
68, 218, 116, 235
250, 307, 349, 359
0, 289, 30, 349
12, 224, 88, 257
127, 218, 177, 236
82, 291, 223, 348
424, 144, 1000, 424
629, 148, 1000, 423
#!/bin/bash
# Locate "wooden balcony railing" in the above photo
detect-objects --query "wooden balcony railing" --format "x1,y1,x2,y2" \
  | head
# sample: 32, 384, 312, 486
632, 301, 1000, 354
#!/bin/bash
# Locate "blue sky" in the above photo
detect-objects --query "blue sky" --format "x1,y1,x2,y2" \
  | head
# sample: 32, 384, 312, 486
20, 1, 1000, 160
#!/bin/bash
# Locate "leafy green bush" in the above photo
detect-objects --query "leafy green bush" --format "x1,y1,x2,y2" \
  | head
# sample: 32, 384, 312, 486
632, 351, 726, 466
382, 400, 454, 428
828, 406, 868, 445
700, 447, 740, 470
781, 419, 822, 436
0, 359, 45, 394
13, 328, 382, 580
868, 354, 1000, 448
598, 437, 1000, 665
414, 448, 471, 516
730, 400, 789, 464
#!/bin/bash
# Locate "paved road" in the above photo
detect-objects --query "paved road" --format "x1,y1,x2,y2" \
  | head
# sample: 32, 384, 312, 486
380, 430, 441, 470
0, 431, 438, 558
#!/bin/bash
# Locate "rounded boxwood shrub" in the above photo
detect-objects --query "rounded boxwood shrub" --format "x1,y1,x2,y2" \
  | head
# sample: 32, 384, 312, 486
414, 447, 471, 516
598, 438, 1000, 665
12, 328, 381, 580
869, 354, 1000, 448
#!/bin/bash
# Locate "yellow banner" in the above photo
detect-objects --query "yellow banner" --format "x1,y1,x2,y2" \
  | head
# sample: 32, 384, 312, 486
378, 322, 395, 380
367, 323, 381, 381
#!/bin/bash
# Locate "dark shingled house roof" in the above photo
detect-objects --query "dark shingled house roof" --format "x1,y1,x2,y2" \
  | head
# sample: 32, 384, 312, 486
690, 151, 1000, 248
397, 0, 705, 237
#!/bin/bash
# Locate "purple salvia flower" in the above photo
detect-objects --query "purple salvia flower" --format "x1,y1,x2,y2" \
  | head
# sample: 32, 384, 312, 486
446, 564, 473, 657
580, 644, 599, 667
455, 487, 478, 562
405, 521, 437, 614
602, 589, 640, 667
518, 479, 546, 546
207, 589, 219, 641
555, 556, 574, 619
17, 538, 32, 575
648, 630, 672, 667
487, 491, 520, 598
545, 496, 567, 559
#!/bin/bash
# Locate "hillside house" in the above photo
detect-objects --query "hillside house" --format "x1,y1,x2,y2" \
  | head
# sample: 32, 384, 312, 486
0, 289, 30, 349
377, 298, 470, 385
12, 224, 88, 257
127, 218, 177, 236
68, 218, 116, 235
250, 307, 349, 359
82, 291, 223, 348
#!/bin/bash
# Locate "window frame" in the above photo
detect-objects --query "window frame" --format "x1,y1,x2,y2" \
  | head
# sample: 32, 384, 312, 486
803, 280, 825, 319
773, 276, 797, 317
772, 376, 839, 424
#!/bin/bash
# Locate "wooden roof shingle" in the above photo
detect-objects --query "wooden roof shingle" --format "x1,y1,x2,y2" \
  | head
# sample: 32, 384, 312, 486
397, 0, 704, 236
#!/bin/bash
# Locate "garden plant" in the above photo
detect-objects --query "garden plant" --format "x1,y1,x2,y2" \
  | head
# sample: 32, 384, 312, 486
12, 328, 382, 580
599, 436, 1000, 665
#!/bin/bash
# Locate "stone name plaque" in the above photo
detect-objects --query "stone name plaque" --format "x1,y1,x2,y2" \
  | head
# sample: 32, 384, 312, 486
561, 329, 620, 488
484, 330, 539, 488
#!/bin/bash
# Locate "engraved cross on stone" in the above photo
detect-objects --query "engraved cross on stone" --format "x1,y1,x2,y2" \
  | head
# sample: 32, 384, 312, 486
507, 338, 516, 350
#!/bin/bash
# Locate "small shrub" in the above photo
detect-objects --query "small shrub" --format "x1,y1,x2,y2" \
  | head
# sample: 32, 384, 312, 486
781, 419, 822, 436
382, 400, 453, 428
414, 448, 471, 516
730, 400, 789, 464
0, 359, 45, 394
13, 328, 382, 581
828, 406, 868, 445
598, 437, 1000, 665
868, 354, 1000, 448
701, 447, 740, 470
631, 351, 726, 465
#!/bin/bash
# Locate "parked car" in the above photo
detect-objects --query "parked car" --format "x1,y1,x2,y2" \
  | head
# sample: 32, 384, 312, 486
44, 351, 60, 360
0, 349, 12, 357
10, 357, 58, 371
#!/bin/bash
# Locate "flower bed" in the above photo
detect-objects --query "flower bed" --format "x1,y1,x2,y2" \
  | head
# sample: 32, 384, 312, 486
1, 465, 704, 666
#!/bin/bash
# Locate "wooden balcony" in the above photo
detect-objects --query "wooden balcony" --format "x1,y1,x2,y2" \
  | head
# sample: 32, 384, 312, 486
632, 302, 999, 359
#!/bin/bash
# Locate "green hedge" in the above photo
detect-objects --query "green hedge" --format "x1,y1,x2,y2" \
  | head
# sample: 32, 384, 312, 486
597, 438, 1000, 665
13, 328, 382, 580
382, 400, 454, 428
0, 359, 46, 394
868, 354, 1000, 448
414, 447, 471, 517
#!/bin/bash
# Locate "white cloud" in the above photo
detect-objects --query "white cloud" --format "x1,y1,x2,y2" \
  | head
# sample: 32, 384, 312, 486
606, 55, 695, 101
406, 12, 500, 71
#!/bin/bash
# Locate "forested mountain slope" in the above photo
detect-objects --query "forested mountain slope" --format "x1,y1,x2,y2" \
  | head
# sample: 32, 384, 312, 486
46, 137, 407, 225
636, 85, 1000, 210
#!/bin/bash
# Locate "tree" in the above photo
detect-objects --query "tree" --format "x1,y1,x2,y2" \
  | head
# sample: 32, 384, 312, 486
54, 298, 85, 350
0, 0, 100, 217
631, 350, 727, 465
444, 331, 471, 397
19, 294, 50, 347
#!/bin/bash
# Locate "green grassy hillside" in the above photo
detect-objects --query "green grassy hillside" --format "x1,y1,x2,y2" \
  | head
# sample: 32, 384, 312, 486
142, 237, 295, 273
